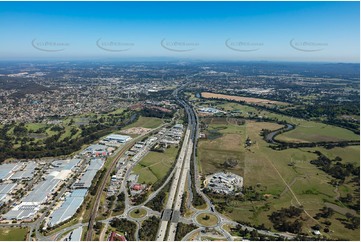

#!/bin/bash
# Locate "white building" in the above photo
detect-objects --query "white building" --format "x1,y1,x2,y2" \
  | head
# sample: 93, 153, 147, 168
103, 134, 131, 143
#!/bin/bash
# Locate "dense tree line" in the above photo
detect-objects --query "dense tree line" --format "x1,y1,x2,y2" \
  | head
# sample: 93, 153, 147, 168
310, 151, 360, 184
268, 206, 304, 234
109, 218, 136, 241
336, 213, 360, 230
138, 89, 174, 101
140, 107, 174, 119
189, 159, 206, 207
271, 140, 360, 151
132, 193, 148, 205
146, 190, 166, 212
89, 168, 107, 196
314, 207, 334, 220
201, 95, 359, 134
175, 223, 198, 241
138, 216, 160, 241
231, 225, 283, 240
180, 193, 187, 215
146, 180, 171, 212
113, 192, 125, 213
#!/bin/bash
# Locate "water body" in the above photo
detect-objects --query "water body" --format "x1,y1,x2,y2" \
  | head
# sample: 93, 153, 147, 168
265, 124, 294, 144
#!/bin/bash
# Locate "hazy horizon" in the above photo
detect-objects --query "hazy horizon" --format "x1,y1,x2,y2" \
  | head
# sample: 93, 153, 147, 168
0, 1, 359, 62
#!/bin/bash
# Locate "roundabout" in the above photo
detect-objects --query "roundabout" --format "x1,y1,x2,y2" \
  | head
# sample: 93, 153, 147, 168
128, 207, 147, 219
195, 212, 219, 228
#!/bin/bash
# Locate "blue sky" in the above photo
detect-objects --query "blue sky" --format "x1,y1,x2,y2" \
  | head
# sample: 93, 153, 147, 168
0, 1, 359, 62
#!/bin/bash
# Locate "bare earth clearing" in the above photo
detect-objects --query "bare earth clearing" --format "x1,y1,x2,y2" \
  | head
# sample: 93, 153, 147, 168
201, 92, 287, 105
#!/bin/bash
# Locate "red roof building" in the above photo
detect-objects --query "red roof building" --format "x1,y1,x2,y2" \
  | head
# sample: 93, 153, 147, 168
108, 232, 126, 241
132, 184, 142, 191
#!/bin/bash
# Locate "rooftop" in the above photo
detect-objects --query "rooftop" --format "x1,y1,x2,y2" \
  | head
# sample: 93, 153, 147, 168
104, 134, 131, 142
51, 159, 81, 171
48, 189, 87, 227
22, 176, 60, 204
0, 183, 17, 202
0, 163, 20, 181
10, 162, 37, 180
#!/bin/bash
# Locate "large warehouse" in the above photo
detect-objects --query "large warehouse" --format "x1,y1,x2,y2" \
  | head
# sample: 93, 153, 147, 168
103, 134, 131, 143
48, 189, 87, 227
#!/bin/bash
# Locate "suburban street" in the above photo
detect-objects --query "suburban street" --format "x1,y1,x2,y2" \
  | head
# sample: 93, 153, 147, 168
0, 84, 297, 242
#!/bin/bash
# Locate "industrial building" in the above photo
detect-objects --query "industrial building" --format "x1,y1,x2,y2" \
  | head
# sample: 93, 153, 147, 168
73, 158, 104, 189
0, 163, 21, 181
10, 162, 37, 181
49, 158, 104, 226
0, 183, 17, 203
2, 202, 39, 220
128, 174, 139, 184
80, 144, 110, 156
73, 170, 97, 189
2, 166, 65, 221
87, 158, 104, 170
103, 134, 131, 143
22, 174, 61, 204
160, 124, 184, 145
173, 123, 184, 130
48, 189, 87, 227
51, 159, 82, 171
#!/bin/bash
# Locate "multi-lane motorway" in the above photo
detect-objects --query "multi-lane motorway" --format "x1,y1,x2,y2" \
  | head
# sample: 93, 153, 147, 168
21, 84, 297, 241
154, 85, 297, 241
155, 128, 191, 240
155, 87, 198, 241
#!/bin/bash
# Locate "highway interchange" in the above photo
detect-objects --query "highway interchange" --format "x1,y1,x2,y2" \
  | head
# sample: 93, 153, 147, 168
1, 85, 297, 241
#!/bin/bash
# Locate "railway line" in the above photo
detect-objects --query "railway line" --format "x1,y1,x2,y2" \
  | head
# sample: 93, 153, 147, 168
85, 127, 165, 240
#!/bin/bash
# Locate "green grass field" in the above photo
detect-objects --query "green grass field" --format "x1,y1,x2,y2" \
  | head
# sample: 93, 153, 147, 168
276, 123, 359, 143
125, 116, 163, 129
196, 213, 219, 227
198, 118, 247, 177
300, 146, 360, 165
25, 122, 48, 131
129, 208, 147, 218
213, 101, 360, 143
109, 108, 125, 114
133, 146, 178, 185
197, 117, 359, 240
0, 227, 28, 241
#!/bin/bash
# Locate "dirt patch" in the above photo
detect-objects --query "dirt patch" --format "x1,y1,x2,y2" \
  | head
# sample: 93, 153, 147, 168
201, 92, 287, 105
121, 127, 151, 135
324, 202, 358, 216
